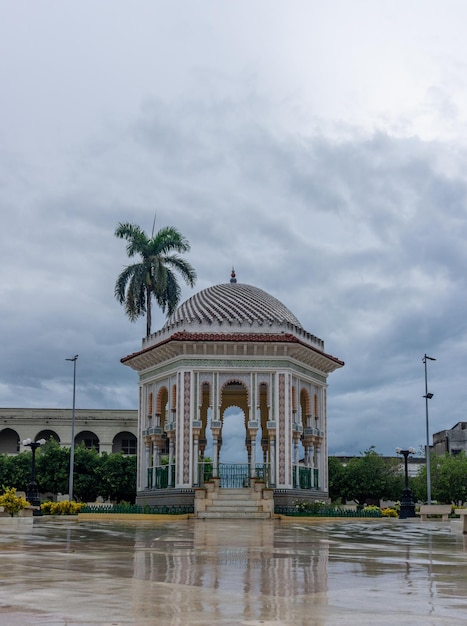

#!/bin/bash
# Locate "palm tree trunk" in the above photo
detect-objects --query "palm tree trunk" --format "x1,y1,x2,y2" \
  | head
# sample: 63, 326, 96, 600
146, 287, 152, 337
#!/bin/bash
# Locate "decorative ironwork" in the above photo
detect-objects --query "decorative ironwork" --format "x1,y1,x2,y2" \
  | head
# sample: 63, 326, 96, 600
293, 466, 313, 489
219, 463, 250, 488
148, 465, 175, 489
81, 503, 194, 515
275, 506, 382, 518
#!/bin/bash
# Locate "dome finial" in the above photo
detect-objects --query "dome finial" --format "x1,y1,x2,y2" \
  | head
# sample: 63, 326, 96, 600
230, 267, 237, 283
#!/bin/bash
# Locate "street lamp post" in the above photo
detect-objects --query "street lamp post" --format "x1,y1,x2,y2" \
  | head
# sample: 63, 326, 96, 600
66, 354, 78, 501
23, 438, 46, 513
423, 354, 436, 505
395, 447, 417, 519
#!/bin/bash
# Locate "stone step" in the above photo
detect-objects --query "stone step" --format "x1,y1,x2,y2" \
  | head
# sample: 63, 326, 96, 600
215, 492, 255, 500
209, 500, 260, 508
198, 511, 271, 519
206, 502, 263, 511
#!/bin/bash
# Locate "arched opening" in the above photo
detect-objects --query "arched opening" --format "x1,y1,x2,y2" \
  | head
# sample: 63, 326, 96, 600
75, 430, 99, 452
36, 430, 60, 444
199, 381, 212, 461
0, 428, 19, 454
112, 431, 137, 454
156, 386, 169, 433
258, 382, 269, 465
220, 406, 247, 463
217, 381, 251, 487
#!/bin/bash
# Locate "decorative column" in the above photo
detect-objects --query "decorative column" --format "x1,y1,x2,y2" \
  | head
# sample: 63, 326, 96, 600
151, 437, 158, 488
211, 420, 222, 478
248, 420, 259, 478
144, 436, 151, 489
267, 421, 277, 488
168, 434, 175, 487
192, 420, 202, 487
303, 426, 314, 490
293, 432, 300, 487
315, 444, 321, 489
261, 437, 269, 465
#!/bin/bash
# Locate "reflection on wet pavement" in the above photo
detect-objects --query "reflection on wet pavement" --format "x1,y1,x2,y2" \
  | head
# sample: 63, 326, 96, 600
1, 518, 467, 624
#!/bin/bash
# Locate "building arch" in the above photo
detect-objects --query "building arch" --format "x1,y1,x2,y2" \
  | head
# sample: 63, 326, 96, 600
75, 430, 99, 452
300, 388, 311, 428
0, 428, 19, 454
156, 386, 169, 431
199, 381, 211, 461
112, 431, 137, 454
220, 380, 249, 418
36, 429, 60, 444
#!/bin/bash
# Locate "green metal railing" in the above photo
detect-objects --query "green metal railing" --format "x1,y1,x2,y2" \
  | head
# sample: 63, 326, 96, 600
275, 506, 383, 518
147, 464, 175, 489
254, 463, 270, 484
292, 467, 319, 489
146, 462, 316, 490
81, 503, 194, 515
219, 463, 250, 488
196, 462, 213, 486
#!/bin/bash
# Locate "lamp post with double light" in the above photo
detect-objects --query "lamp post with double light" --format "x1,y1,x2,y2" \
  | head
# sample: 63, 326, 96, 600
395, 447, 417, 519
423, 354, 436, 505
23, 438, 46, 512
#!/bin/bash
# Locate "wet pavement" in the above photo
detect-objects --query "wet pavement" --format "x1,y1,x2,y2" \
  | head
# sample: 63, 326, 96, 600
1, 518, 467, 625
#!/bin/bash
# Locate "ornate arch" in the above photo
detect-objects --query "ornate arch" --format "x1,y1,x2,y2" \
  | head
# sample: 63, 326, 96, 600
300, 388, 311, 429
220, 379, 249, 422
156, 386, 169, 429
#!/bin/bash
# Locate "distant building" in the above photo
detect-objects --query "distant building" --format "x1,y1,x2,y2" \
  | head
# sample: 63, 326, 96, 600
433, 422, 467, 456
0, 408, 137, 455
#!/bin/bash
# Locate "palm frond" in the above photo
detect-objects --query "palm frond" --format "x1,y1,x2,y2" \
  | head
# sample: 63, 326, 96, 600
114, 221, 197, 335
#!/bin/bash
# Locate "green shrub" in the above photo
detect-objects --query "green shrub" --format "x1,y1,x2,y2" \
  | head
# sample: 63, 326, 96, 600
381, 507, 398, 517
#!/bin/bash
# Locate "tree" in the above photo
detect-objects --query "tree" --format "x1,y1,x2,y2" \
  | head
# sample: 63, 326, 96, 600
114, 222, 197, 336
328, 456, 349, 503
414, 452, 467, 504
343, 447, 404, 505
72, 445, 101, 502
36, 439, 70, 495
96, 453, 137, 503
0, 451, 32, 492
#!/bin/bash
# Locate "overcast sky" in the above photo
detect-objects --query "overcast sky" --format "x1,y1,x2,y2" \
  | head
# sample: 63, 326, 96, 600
1, 1, 467, 457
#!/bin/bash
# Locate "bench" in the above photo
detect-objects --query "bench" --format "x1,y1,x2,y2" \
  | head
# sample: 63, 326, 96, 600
455, 509, 467, 533
418, 504, 452, 521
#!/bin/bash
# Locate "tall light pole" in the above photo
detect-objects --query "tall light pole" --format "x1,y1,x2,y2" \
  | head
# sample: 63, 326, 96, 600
423, 354, 436, 505
66, 354, 78, 501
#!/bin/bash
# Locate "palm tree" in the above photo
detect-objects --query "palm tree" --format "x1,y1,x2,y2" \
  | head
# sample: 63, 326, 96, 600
114, 222, 196, 337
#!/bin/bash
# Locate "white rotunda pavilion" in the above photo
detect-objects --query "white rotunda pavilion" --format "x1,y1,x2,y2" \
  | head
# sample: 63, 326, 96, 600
121, 271, 344, 515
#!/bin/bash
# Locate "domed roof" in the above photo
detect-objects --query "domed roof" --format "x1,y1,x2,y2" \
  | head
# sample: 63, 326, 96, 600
162, 281, 303, 331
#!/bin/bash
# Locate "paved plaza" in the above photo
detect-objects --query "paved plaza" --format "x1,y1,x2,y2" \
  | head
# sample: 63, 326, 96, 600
1, 517, 467, 625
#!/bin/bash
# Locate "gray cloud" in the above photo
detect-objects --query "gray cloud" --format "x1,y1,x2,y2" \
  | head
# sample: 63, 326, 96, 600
1, 2, 467, 457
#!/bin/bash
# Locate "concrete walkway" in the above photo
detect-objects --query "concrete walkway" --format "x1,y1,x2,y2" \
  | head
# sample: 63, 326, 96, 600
1, 517, 467, 624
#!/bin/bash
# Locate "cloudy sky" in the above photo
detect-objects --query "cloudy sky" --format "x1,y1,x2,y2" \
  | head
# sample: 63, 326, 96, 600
1, 1, 467, 457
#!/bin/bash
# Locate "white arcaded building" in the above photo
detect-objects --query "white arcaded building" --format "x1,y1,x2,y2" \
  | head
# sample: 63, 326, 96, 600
122, 272, 344, 512
0, 408, 137, 455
